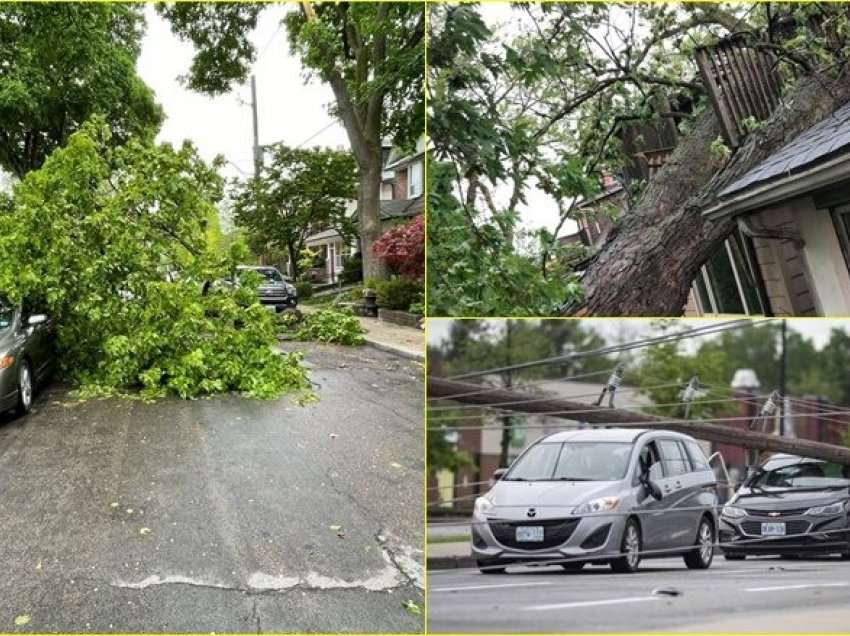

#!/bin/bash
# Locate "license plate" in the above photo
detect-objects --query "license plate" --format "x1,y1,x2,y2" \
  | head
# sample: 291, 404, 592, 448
265, 305, 276, 311
516, 526, 544, 542
761, 522, 786, 536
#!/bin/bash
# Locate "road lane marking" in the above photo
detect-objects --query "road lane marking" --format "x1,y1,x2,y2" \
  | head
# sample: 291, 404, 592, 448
745, 582, 849, 592
525, 596, 660, 611
432, 582, 554, 593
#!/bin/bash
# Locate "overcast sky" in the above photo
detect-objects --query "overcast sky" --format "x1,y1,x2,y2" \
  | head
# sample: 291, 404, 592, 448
137, 4, 350, 184
427, 318, 847, 352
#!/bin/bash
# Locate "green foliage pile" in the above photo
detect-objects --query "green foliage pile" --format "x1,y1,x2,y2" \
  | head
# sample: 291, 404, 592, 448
375, 277, 423, 312
295, 309, 365, 346
295, 281, 314, 300
0, 122, 307, 400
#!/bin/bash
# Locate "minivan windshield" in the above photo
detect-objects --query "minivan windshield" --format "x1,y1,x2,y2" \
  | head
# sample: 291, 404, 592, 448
749, 457, 850, 491
504, 442, 633, 482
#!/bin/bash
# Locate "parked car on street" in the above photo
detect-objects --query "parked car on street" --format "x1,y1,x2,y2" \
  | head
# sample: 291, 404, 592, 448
720, 453, 850, 560
471, 428, 718, 574
235, 265, 297, 312
0, 297, 55, 416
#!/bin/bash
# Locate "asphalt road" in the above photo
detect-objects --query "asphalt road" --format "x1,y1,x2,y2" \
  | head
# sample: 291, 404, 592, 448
428, 553, 850, 632
0, 342, 424, 633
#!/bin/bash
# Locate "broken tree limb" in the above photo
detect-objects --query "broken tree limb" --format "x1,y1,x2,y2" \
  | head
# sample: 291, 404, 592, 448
564, 68, 850, 316
428, 376, 850, 465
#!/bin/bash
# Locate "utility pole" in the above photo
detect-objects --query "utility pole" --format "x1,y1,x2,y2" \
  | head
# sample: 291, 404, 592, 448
499, 320, 513, 469
251, 75, 261, 178
779, 319, 787, 437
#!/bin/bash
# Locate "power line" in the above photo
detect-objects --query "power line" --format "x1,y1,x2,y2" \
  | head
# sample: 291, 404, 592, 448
446, 319, 773, 381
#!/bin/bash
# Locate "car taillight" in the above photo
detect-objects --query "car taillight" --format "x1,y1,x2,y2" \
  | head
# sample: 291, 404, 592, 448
0, 355, 14, 369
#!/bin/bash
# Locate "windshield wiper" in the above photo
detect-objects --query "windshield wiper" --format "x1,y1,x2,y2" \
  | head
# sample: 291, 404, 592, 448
502, 477, 527, 481
556, 477, 592, 481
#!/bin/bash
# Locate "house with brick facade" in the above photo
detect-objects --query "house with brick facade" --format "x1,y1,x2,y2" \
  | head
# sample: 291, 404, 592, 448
304, 137, 424, 283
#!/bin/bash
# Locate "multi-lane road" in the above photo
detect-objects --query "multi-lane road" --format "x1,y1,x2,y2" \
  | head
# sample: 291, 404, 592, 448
428, 555, 850, 632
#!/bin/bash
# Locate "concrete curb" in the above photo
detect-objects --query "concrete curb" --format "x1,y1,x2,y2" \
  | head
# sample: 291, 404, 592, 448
427, 555, 476, 571
364, 338, 425, 363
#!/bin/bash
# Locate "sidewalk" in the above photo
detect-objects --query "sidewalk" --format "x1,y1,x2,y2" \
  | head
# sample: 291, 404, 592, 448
300, 304, 424, 362
427, 541, 474, 570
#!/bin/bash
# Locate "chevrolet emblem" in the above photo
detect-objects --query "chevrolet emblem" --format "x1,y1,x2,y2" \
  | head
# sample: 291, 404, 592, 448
768, 511, 780, 517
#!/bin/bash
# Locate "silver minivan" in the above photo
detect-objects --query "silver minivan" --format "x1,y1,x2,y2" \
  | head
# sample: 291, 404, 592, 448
471, 428, 718, 573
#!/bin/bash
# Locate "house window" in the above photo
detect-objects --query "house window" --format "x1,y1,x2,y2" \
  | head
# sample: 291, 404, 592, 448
832, 204, 850, 276
407, 160, 423, 198
692, 231, 766, 316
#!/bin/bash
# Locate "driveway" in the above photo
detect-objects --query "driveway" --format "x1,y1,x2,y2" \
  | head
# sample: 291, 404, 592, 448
0, 342, 424, 633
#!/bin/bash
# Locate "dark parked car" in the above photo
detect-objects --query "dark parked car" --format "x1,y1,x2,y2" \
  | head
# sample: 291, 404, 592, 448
720, 454, 850, 560
0, 297, 55, 416
235, 266, 297, 312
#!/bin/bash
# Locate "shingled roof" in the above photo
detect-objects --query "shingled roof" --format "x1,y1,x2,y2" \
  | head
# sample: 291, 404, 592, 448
719, 100, 850, 198
379, 196, 424, 220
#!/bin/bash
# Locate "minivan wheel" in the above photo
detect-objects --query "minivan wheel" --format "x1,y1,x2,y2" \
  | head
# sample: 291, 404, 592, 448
610, 519, 641, 573
14, 360, 33, 416
477, 559, 507, 574
684, 517, 714, 569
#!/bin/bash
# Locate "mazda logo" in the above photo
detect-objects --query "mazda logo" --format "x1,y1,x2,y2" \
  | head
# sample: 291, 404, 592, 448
527, 508, 537, 518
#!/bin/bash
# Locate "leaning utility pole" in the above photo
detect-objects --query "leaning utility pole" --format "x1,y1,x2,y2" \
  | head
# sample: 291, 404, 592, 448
428, 376, 850, 465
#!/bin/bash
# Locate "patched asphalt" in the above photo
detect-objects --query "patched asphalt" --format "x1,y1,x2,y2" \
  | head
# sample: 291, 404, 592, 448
0, 342, 424, 633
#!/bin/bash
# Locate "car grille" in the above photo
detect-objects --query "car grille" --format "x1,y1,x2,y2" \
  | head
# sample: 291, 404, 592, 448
743, 508, 809, 517
488, 518, 580, 550
741, 520, 811, 536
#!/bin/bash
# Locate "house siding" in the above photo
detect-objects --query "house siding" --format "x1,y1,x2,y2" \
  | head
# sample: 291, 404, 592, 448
740, 201, 818, 316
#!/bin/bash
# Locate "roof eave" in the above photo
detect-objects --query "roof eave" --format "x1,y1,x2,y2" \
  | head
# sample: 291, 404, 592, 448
703, 152, 850, 221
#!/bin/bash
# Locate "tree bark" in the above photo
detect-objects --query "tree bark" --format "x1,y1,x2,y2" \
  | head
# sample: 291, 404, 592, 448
358, 158, 389, 281
564, 70, 850, 316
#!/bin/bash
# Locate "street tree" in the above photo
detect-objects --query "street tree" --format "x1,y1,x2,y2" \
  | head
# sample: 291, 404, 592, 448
0, 120, 307, 400
230, 144, 358, 280
159, 2, 425, 280
0, 3, 162, 178
429, 3, 850, 316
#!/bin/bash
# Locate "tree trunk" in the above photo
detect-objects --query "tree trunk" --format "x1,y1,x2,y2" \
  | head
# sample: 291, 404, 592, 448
358, 159, 388, 281
565, 71, 850, 316
286, 239, 300, 280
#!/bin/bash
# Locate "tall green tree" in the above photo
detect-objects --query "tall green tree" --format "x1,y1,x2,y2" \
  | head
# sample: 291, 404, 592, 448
230, 145, 357, 279
159, 2, 425, 280
0, 3, 162, 178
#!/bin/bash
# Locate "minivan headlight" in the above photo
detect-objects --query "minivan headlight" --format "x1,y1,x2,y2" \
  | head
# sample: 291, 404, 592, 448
805, 501, 847, 516
574, 496, 619, 516
474, 496, 494, 516
721, 505, 746, 519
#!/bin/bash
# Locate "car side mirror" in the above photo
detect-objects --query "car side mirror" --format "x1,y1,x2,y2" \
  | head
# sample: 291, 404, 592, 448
490, 468, 508, 488
27, 314, 47, 326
